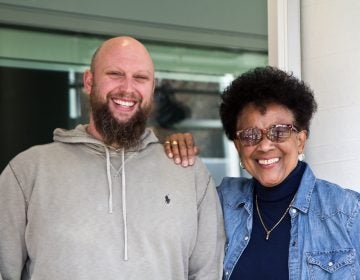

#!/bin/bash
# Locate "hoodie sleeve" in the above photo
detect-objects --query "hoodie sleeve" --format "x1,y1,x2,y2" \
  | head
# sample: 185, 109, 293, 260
0, 164, 28, 279
188, 161, 225, 280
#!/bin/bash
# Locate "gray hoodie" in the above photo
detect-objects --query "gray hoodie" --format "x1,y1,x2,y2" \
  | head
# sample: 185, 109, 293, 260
0, 125, 225, 280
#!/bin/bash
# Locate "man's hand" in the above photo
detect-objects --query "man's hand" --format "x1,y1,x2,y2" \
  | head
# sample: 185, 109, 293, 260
164, 133, 199, 167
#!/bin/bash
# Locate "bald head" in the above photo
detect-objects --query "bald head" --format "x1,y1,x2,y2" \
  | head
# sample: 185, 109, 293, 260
90, 36, 154, 76
83, 36, 156, 144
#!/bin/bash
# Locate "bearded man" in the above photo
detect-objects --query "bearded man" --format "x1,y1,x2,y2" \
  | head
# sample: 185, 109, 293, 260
0, 36, 225, 280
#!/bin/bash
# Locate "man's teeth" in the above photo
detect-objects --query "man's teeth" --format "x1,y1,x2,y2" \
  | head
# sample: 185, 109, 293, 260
113, 99, 135, 107
258, 158, 279, 165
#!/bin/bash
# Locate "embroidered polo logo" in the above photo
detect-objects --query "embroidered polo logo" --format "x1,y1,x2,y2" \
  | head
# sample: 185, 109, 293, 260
165, 195, 171, 204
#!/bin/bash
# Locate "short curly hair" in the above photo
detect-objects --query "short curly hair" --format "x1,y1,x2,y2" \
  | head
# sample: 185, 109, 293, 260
220, 66, 318, 140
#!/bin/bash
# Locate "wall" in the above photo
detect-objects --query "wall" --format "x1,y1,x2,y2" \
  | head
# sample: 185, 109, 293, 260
0, 0, 267, 51
301, 0, 360, 190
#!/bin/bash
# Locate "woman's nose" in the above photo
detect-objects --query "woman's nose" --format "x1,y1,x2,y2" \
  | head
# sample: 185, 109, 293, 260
256, 135, 275, 151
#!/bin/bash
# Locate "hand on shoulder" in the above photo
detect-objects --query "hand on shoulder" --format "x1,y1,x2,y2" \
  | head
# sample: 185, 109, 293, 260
163, 133, 199, 167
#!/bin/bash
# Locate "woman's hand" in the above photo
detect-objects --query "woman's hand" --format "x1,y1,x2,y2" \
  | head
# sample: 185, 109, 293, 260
164, 133, 199, 167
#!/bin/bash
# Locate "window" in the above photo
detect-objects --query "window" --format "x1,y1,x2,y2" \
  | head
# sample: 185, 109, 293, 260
0, 27, 267, 181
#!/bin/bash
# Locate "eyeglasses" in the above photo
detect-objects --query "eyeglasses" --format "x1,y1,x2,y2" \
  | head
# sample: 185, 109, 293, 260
235, 124, 299, 147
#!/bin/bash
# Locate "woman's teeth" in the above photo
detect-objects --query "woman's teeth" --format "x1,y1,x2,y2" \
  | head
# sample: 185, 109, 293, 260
258, 158, 279, 165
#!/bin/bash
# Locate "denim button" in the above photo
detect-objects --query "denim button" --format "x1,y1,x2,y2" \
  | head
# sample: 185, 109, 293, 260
244, 236, 249, 241
328, 261, 333, 267
291, 208, 297, 214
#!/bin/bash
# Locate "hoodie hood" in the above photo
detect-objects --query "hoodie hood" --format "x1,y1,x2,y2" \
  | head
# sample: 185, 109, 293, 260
53, 124, 159, 260
53, 124, 159, 152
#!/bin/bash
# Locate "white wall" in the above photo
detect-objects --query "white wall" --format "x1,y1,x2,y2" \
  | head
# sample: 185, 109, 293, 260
301, 0, 360, 191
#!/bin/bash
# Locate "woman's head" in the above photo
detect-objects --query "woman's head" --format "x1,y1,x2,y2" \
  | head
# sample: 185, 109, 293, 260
220, 67, 318, 187
220, 66, 317, 141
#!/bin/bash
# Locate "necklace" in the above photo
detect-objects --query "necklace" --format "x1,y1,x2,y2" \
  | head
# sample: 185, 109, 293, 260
255, 194, 294, 240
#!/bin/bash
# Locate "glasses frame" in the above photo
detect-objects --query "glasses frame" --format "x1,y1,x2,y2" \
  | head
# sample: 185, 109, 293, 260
235, 124, 299, 147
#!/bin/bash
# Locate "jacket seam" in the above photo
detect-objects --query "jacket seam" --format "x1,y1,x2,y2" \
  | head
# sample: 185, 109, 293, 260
346, 193, 360, 231
8, 162, 28, 209
197, 175, 211, 209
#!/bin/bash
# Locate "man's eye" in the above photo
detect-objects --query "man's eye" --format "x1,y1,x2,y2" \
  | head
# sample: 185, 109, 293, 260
135, 76, 149, 80
108, 72, 124, 77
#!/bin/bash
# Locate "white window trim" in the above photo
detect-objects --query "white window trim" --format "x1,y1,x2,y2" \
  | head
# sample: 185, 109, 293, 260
267, 0, 301, 79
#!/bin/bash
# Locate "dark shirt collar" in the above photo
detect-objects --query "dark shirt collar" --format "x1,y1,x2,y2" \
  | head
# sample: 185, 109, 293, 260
254, 161, 306, 202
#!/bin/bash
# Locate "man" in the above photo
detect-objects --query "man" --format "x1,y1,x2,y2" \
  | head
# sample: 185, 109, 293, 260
0, 36, 225, 280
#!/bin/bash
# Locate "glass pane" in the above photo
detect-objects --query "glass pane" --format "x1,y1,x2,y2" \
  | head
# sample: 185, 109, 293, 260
149, 76, 225, 158
0, 66, 69, 171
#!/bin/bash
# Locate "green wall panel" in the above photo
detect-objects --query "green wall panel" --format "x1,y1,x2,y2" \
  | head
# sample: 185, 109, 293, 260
0, 0, 267, 51
0, 27, 267, 75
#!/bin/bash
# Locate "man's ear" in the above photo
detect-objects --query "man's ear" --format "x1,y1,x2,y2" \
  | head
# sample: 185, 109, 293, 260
83, 69, 93, 95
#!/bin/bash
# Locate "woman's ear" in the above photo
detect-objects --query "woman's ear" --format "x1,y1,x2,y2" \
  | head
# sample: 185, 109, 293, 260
233, 139, 242, 154
83, 69, 93, 95
233, 140, 246, 169
297, 130, 308, 153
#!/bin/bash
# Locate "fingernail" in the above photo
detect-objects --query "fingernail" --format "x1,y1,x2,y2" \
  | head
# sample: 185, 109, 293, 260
182, 160, 188, 167
189, 159, 194, 165
168, 152, 173, 158
175, 158, 181, 164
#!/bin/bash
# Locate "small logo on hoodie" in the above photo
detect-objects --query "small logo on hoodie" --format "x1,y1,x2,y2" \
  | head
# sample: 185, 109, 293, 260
165, 195, 171, 204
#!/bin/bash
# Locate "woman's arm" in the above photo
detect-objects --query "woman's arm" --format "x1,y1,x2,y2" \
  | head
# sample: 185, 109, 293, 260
164, 133, 199, 167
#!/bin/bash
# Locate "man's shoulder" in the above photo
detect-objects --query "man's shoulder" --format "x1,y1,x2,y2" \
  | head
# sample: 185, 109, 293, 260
8, 142, 71, 175
140, 143, 207, 168
11, 142, 62, 162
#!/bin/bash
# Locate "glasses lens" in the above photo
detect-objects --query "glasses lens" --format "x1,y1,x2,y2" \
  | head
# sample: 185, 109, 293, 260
268, 125, 292, 142
239, 128, 262, 146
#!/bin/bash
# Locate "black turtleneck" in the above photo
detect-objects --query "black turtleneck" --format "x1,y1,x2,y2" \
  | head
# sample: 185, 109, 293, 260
229, 161, 306, 280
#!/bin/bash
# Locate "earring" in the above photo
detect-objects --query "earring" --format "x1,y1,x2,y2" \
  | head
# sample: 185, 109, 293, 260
298, 152, 305, 161
239, 159, 245, 169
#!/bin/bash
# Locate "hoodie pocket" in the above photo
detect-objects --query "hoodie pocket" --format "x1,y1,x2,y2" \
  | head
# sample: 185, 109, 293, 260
306, 249, 356, 280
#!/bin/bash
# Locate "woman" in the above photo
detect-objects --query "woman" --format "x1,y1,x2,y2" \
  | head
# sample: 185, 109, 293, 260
164, 66, 360, 279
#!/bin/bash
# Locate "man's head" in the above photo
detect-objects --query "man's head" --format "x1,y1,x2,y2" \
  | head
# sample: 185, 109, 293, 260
83, 36, 155, 148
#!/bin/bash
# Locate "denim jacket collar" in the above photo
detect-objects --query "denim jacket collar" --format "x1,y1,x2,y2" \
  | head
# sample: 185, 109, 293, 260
220, 162, 317, 212
220, 177, 254, 209
291, 164, 317, 214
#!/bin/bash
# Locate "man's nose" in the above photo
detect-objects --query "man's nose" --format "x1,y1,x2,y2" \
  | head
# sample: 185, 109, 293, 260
118, 77, 133, 93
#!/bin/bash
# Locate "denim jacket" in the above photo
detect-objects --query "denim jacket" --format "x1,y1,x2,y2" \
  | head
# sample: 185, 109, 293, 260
218, 163, 360, 279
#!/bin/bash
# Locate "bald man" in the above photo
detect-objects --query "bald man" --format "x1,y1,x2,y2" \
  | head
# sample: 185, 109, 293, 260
0, 37, 225, 280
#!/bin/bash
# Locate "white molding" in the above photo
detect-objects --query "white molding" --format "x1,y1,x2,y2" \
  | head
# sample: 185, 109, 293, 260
267, 0, 301, 78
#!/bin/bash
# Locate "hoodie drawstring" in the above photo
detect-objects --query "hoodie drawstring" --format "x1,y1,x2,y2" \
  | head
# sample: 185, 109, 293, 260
121, 148, 128, 261
105, 147, 113, 213
104, 147, 128, 261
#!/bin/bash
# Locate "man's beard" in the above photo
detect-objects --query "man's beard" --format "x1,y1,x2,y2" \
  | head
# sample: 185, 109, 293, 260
90, 91, 152, 149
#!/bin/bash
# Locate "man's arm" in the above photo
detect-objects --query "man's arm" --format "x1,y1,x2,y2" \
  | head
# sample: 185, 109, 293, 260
188, 162, 225, 280
0, 164, 28, 279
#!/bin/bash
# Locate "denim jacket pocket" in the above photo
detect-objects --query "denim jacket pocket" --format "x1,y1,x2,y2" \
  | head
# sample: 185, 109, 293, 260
306, 249, 356, 279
